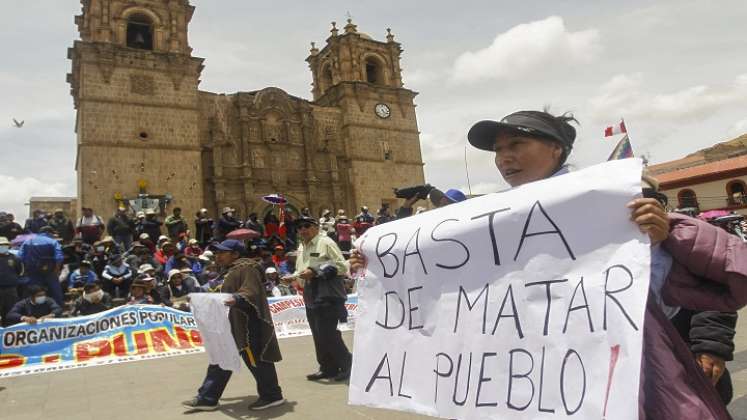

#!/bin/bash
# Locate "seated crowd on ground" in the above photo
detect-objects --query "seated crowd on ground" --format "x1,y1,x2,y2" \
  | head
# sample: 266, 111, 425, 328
0, 203, 393, 326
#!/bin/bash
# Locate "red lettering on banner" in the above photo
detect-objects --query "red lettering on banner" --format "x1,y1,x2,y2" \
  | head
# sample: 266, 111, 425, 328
174, 326, 194, 348
150, 327, 191, 352
43, 354, 60, 364
75, 339, 112, 362
188, 329, 203, 346
0, 354, 26, 369
112, 333, 127, 356
133, 331, 150, 355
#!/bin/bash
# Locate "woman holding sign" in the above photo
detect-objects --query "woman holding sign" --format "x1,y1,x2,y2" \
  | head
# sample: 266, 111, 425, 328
351, 109, 746, 420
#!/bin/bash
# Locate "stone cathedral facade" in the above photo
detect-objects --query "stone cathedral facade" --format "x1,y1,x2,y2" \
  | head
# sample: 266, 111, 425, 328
67, 0, 425, 220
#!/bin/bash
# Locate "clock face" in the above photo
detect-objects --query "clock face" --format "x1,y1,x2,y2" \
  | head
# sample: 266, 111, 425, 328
375, 103, 391, 119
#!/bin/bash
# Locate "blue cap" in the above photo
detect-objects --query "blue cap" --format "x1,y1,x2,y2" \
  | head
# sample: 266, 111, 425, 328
445, 189, 467, 203
213, 239, 246, 254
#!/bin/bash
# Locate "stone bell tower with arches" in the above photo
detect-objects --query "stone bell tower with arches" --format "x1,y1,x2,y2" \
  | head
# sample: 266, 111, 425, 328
307, 19, 425, 213
68, 0, 205, 220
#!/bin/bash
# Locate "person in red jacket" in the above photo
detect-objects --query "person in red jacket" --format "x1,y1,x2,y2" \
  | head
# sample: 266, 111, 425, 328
335, 217, 354, 252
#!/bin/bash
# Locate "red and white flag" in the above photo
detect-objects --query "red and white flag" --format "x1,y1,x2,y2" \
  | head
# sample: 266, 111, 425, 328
604, 120, 627, 137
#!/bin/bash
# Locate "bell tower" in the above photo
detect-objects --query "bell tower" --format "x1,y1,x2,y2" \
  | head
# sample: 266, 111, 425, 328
68, 0, 205, 220
307, 20, 425, 212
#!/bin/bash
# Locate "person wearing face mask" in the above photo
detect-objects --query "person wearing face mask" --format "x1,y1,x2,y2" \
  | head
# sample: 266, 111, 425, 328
215, 207, 241, 242
72, 282, 112, 316
0, 236, 24, 327
6, 285, 62, 325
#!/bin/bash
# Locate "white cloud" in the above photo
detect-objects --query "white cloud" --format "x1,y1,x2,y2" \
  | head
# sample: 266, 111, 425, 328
0, 174, 69, 219
589, 73, 747, 123
450, 16, 600, 83
729, 118, 747, 136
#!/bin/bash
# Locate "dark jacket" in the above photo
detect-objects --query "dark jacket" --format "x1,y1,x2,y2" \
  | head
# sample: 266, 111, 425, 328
670, 309, 737, 404
303, 263, 347, 307
221, 258, 281, 363
0, 221, 24, 241
6, 298, 63, 324
0, 253, 23, 287
138, 218, 162, 242
194, 217, 214, 244
107, 215, 135, 238
215, 216, 241, 240
48, 217, 75, 242
24, 217, 49, 234
165, 215, 188, 239
72, 293, 113, 316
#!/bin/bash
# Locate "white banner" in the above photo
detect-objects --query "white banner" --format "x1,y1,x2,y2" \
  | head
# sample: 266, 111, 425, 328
349, 159, 650, 420
268, 294, 358, 338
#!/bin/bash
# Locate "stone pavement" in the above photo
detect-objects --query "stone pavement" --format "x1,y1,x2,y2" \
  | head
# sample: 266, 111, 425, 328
0, 332, 430, 420
4, 314, 747, 420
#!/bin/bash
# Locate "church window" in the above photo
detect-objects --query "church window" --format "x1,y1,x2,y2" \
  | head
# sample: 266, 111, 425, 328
365, 57, 385, 85
127, 13, 154, 50
727, 180, 747, 205
677, 189, 698, 209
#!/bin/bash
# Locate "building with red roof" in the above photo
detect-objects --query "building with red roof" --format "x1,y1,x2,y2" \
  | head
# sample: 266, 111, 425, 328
648, 134, 747, 215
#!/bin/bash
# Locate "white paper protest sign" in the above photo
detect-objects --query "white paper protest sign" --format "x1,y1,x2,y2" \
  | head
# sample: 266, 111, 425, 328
348, 158, 649, 420
189, 293, 243, 373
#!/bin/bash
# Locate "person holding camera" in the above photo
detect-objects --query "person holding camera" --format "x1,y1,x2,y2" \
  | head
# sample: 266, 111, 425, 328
292, 216, 352, 382
393, 184, 467, 219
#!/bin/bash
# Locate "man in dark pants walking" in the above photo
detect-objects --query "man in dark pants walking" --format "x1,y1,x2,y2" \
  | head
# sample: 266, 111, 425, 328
183, 239, 285, 412
292, 216, 352, 382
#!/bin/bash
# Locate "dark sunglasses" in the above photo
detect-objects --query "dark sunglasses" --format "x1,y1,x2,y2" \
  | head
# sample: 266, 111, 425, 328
298, 223, 315, 229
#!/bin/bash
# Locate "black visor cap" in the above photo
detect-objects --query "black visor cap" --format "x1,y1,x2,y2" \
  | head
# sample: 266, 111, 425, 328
467, 110, 575, 152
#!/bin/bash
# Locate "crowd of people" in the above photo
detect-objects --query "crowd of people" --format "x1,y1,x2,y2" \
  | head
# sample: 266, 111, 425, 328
4, 108, 747, 418
0, 202, 404, 328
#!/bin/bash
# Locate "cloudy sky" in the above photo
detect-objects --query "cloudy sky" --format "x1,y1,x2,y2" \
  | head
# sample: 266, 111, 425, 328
1, 0, 746, 217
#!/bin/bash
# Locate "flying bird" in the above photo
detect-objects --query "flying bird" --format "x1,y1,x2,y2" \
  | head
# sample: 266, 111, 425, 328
12, 118, 24, 128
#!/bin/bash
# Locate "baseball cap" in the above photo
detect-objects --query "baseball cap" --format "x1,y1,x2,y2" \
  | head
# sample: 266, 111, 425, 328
297, 216, 318, 226
0, 237, 9, 246
213, 239, 246, 254
265, 267, 277, 274
468, 110, 576, 152
445, 189, 467, 203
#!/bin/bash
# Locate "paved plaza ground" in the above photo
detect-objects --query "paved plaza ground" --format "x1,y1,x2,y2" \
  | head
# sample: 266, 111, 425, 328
4, 314, 747, 420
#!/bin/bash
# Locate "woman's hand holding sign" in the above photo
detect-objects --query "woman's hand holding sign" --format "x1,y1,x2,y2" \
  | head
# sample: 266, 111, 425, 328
627, 198, 669, 244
